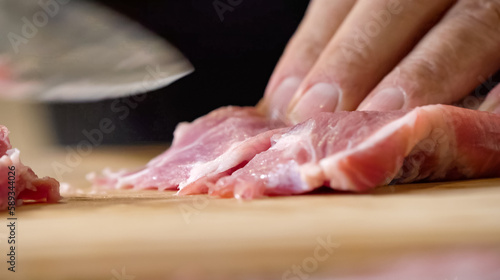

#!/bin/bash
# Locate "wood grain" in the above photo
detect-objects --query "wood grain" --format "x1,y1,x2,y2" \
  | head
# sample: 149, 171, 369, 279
1, 146, 500, 279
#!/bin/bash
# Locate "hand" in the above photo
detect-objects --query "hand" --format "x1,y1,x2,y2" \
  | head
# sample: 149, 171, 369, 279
261, 0, 500, 123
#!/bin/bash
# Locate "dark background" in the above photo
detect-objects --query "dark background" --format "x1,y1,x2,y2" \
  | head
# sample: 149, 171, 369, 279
48, 0, 500, 146
49, 0, 310, 145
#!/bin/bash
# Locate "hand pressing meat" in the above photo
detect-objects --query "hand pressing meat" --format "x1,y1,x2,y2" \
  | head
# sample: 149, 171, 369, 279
260, 0, 500, 123
93, 105, 500, 199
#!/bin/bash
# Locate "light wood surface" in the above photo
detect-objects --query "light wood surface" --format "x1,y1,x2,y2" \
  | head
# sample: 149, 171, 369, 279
1, 146, 500, 280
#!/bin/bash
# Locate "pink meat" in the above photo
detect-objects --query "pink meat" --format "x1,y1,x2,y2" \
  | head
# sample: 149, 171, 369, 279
213, 105, 500, 198
0, 126, 61, 210
91, 106, 282, 191
94, 105, 500, 199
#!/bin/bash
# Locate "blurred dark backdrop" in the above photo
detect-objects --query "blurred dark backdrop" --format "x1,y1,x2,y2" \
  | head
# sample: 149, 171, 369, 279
49, 0, 309, 145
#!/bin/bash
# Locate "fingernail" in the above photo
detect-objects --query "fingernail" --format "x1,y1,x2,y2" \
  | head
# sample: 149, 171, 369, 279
289, 83, 340, 123
478, 100, 500, 113
359, 87, 406, 111
269, 77, 302, 120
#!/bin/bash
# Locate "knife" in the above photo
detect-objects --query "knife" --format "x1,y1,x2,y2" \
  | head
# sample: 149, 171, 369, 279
0, 0, 193, 102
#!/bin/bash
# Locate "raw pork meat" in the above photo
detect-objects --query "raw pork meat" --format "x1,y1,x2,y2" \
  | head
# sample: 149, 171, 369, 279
212, 105, 500, 198
93, 105, 500, 198
0, 126, 60, 210
91, 107, 282, 193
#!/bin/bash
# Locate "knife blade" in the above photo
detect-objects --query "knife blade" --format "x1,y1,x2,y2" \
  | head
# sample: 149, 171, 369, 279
0, 0, 194, 102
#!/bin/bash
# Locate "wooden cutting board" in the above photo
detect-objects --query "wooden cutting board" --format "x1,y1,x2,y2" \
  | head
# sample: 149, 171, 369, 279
1, 146, 500, 280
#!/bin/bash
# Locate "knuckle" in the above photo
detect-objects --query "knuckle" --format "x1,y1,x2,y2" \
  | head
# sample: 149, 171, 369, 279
314, 48, 373, 91
402, 51, 453, 87
338, 45, 371, 67
332, 40, 376, 72
454, 0, 500, 32
298, 39, 327, 59
310, 43, 374, 82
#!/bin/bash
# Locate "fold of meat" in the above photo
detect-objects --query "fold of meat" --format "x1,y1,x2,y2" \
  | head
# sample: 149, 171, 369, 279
91, 106, 282, 191
212, 105, 500, 198
0, 126, 61, 210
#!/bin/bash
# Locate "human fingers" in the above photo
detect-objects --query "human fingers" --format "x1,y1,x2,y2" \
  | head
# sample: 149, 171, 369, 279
358, 0, 500, 111
287, 0, 454, 123
262, 0, 356, 121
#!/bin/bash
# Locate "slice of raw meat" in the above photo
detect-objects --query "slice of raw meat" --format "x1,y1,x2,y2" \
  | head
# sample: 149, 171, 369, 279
0, 126, 61, 210
90, 106, 282, 192
212, 105, 500, 198
93, 104, 500, 199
